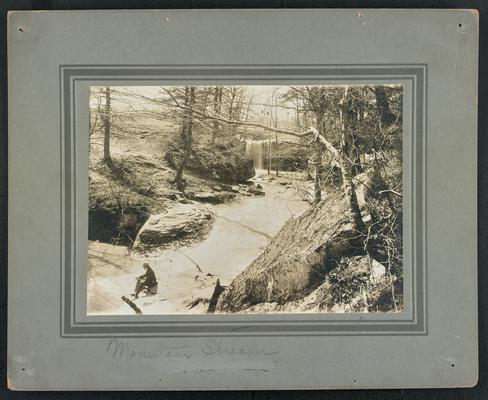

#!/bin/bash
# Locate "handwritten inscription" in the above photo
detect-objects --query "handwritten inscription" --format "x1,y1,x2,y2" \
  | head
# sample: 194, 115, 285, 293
107, 338, 192, 368
201, 338, 279, 356
106, 338, 280, 373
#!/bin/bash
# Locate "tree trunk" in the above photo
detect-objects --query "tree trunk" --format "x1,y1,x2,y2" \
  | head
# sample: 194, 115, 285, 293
312, 139, 323, 204
374, 86, 395, 125
312, 106, 327, 204
103, 87, 115, 170
174, 86, 195, 192
341, 97, 362, 175
228, 88, 236, 135
275, 132, 279, 176
211, 86, 222, 145
267, 131, 271, 175
272, 93, 280, 176
339, 155, 364, 231
295, 98, 301, 129
207, 279, 226, 313
340, 88, 365, 232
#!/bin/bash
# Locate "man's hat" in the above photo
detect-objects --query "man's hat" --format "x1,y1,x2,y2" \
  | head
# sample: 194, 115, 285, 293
143, 262, 150, 267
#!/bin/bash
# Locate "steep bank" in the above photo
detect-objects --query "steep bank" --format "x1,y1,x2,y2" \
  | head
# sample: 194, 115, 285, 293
89, 132, 257, 247
226, 255, 401, 313
216, 171, 403, 313
216, 188, 360, 312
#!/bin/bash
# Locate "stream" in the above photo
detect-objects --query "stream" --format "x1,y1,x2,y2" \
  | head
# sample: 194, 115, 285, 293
87, 170, 310, 315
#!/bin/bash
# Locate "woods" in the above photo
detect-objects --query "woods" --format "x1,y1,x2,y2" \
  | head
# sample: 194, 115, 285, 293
88, 84, 403, 315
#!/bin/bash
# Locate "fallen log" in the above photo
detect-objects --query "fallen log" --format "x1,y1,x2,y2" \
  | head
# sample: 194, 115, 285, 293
121, 296, 143, 314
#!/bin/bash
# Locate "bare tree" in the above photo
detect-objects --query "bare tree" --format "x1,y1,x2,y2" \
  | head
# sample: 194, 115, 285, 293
338, 87, 365, 232
89, 92, 102, 137
102, 87, 115, 171
211, 86, 223, 145
271, 89, 280, 176
173, 86, 195, 192
103, 85, 398, 235
161, 87, 363, 224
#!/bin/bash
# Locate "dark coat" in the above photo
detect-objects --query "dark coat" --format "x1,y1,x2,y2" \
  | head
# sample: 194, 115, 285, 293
138, 267, 157, 287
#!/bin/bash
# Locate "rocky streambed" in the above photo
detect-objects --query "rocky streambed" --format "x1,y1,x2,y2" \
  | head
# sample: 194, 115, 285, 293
87, 171, 310, 315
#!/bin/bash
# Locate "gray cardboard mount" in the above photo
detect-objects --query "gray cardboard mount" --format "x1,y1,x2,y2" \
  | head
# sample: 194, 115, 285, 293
7, 9, 478, 390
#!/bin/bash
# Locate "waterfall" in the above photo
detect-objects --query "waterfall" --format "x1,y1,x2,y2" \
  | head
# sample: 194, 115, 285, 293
245, 140, 268, 170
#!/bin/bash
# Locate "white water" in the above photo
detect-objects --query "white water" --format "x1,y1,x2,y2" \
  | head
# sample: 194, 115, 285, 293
245, 140, 268, 170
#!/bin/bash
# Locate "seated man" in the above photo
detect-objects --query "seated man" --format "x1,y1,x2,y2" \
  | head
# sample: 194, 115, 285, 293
131, 262, 158, 299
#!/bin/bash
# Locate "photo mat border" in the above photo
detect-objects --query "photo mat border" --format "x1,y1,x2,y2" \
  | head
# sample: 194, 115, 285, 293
60, 64, 426, 338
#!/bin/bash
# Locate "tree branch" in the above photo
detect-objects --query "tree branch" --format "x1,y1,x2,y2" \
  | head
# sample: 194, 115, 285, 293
162, 88, 321, 138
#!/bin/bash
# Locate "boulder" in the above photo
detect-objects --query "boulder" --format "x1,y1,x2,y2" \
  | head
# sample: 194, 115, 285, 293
165, 142, 255, 184
221, 255, 393, 313
220, 183, 239, 193
189, 191, 236, 204
246, 186, 265, 196
132, 204, 212, 253
217, 159, 255, 183
216, 189, 364, 312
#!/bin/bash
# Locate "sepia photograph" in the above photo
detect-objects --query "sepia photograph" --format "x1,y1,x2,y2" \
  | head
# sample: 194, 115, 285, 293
87, 84, 403, 315
6, 7, 481, 391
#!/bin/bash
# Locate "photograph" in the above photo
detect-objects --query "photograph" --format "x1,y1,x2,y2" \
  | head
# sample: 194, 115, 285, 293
87, 84, 404, 315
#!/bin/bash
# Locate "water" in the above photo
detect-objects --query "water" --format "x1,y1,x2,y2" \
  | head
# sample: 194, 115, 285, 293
245, 140, 268, 170
87, 172, 310, 315
172, 173, 308, 283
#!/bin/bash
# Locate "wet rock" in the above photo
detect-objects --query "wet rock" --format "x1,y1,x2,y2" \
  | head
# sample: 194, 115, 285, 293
178, 198, 192, 204
132, 204, 212, 253
246, 187, 265, 196
220, 183, 239, 193
189, 191, 236, 204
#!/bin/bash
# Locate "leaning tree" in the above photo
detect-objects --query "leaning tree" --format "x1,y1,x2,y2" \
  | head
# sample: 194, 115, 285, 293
163, 85, 372, 232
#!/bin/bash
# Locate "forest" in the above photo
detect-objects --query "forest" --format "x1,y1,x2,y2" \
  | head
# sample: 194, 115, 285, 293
87, 84, 403, 315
